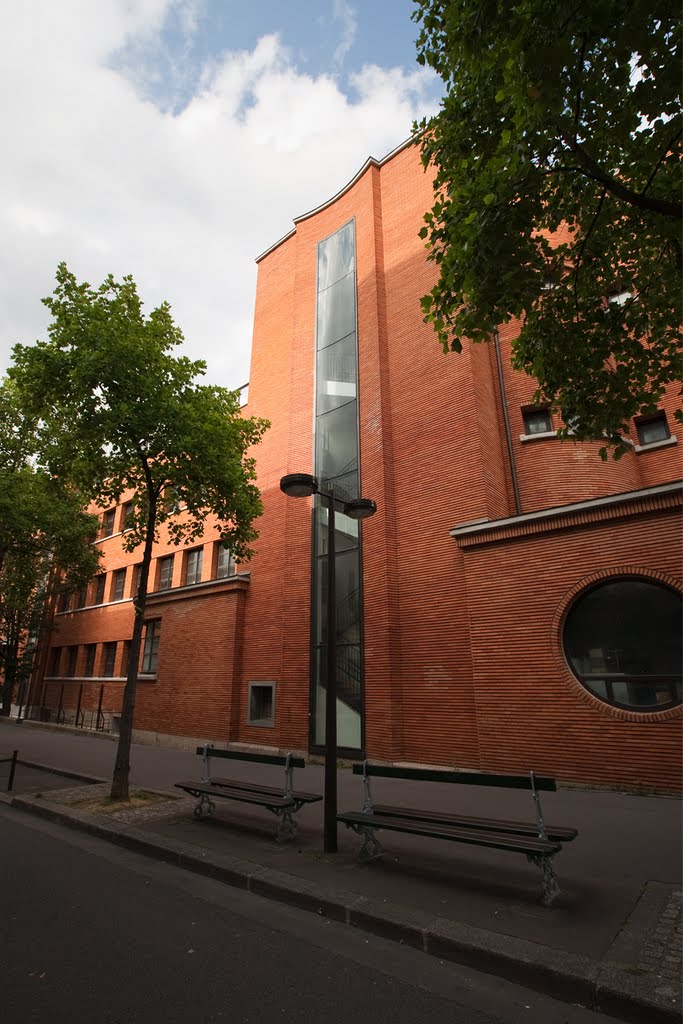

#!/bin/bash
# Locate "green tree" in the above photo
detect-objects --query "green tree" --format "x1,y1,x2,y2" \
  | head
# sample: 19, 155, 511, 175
9, 264, 269, 799
413, 0, 682, 456
0, 382, 100, 715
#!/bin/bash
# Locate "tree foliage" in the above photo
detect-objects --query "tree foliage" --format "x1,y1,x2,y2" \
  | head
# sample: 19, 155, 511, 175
9, 265, 269, 797
0, 382, 100, 714
413, 0, 682, 456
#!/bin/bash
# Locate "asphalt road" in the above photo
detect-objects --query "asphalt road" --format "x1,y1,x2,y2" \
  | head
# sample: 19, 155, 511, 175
1, 806, 618, 1024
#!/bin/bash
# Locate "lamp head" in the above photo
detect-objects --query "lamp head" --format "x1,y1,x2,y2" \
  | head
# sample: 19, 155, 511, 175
343, 497, 377, 520
280, 473, 319, 498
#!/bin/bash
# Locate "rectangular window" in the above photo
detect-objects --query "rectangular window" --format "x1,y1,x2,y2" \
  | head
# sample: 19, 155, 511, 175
133, 563, 143, 598
100, 508, 116, 538
120, 501, 133, 531
84, 644, 96, 677
216, 544, 235, 579
103, 641, 117, 678
112, 568, 127, 602
142, 621, 160, 674
157, 555, 174, 591
56, 590, 69, 613
185, 547, 203, 586
248, 683, 275, 727
66, 646, 78, 677
122, 640, 131, 677
49, 647, 62, 676
635, 412, 670, 446
93, 574, 106, 605
522, 407, 553, 436
75, 586, 88, 609
608, 289, 633, 306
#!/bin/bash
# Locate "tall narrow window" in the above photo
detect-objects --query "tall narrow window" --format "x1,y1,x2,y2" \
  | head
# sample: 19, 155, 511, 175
142, 621, 160, 674
312, 220, 364, 752
185, 547, 203, 586
84, 644, 96, 677
66, 646, 78, 677
49, 647, 62, 676
216, 544, 235, 579
75, 586, 88, 609
100, 509, 116, 538
157, 555, 174, 591
112, 568, 127, 602
93, 574, 106, 605
103, 642, 117, 677
120, 501, 134, 531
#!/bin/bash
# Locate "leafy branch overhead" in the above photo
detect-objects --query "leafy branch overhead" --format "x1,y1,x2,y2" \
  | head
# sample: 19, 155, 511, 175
413, 0, 682, 456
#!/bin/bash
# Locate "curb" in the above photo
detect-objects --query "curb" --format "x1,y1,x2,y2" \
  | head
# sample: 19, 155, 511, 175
9, 794, 680, 1024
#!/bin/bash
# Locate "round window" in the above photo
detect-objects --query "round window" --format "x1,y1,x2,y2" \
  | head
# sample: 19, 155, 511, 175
564, 579, 682, 711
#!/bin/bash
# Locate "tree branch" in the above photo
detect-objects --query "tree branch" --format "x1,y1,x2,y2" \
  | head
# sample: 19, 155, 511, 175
641, 128, 682, 199
557, 125, 682, 219
573, 189, 607, 318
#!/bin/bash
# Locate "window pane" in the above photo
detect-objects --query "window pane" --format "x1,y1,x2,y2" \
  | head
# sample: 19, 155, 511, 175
94, 575, 106, 605
637, 415, 669, 446
186, 547, 203, 585
315, 548, 361, 645
316, 333, 357, 414
158, 556, 174, 590
216, 544, 235, 578
84, 645, 96, 677
564, 580, 682, 710
523, 409, 552, 435
103, 642, 117, 677
317, 221, 355, 291
142, 621, 159, 674
315, 504, 359, 556
113, 569, 126, 601
317, 274, 356, 350
316, 402, 358, 482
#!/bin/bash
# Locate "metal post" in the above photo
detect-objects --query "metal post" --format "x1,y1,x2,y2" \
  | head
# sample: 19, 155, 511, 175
96, 685, 104, 731
324, 493, 338, 853
75, 684, 83, 728
7, 749, 18, 792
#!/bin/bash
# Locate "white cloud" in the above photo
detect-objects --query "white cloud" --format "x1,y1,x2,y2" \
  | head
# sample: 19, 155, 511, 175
0, 1, 439, 389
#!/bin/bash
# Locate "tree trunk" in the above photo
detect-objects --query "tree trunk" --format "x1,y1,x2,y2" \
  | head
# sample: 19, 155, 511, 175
109, 497, 157, 802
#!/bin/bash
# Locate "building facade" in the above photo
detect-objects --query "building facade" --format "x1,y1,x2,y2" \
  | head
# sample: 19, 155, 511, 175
30, 139, 682, 791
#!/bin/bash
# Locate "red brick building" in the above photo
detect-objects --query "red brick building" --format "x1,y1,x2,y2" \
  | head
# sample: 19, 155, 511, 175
30, 139, 682, 791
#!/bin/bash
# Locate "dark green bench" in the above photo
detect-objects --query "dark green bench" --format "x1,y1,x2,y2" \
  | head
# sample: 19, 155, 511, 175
337, 762, 578, 905
175, 745, 322, 840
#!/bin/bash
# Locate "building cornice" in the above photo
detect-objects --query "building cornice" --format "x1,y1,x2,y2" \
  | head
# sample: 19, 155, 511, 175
255, 135, 416, 264
144, 573, 250, 607
451, 481, 683, 548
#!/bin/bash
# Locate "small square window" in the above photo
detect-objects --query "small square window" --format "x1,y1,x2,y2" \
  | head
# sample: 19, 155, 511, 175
636, 412, 670, 446
248, 683, 275, 727
522, 408, 553, 435
100, 509, 116, 538
608, 289, 633, 306
111, 568, 127, 602
157, 555, 174, 591
93, 574, 106, 605
185, 547, 203, 586
216, 543, 235, 579
103, 642, 117, 677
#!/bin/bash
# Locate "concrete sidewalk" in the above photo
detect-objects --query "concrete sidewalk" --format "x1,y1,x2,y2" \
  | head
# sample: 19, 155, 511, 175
1, 718, 680, 1022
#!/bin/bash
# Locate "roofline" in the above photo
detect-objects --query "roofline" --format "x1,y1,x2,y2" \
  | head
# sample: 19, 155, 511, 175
255, 134, 417, 264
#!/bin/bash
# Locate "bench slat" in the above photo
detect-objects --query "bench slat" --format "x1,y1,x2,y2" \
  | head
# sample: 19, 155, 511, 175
372, 804, 578, 842
175, 781, 294, 808
337, 810, 560, 855
209, 776, 321, 802
194, 747, 306, 768
352, 763, 557, 791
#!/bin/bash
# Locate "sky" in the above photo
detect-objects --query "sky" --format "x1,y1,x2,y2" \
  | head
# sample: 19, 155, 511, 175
1, 0, 442, 391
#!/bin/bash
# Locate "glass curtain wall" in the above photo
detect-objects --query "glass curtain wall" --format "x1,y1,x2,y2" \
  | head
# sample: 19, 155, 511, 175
312, 220, 363, 750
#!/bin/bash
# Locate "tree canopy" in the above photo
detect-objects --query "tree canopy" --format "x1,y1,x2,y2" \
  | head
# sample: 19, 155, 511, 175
413, 0, 682, 456
0, 381, 100, 715
9, 264, 269, 797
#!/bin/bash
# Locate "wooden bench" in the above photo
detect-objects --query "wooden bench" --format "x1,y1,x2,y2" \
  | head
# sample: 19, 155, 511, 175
337, 762, 578, 905
175, 745, 322, 840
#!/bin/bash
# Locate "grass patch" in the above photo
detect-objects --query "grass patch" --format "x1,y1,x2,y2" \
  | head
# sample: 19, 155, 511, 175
66, 790, 174, 814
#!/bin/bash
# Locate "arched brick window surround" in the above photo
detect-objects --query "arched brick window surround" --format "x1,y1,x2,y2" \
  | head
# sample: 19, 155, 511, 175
552, 566, 682, 722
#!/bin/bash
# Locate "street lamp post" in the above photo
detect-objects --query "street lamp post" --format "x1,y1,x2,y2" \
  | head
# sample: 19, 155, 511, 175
280, 473, 376, 853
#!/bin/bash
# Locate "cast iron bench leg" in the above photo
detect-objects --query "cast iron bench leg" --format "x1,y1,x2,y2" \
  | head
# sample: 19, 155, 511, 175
193, 793, 216, 820
343, 821, 383, 861
276, 805, 298, 841
527, 852, 560, 906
